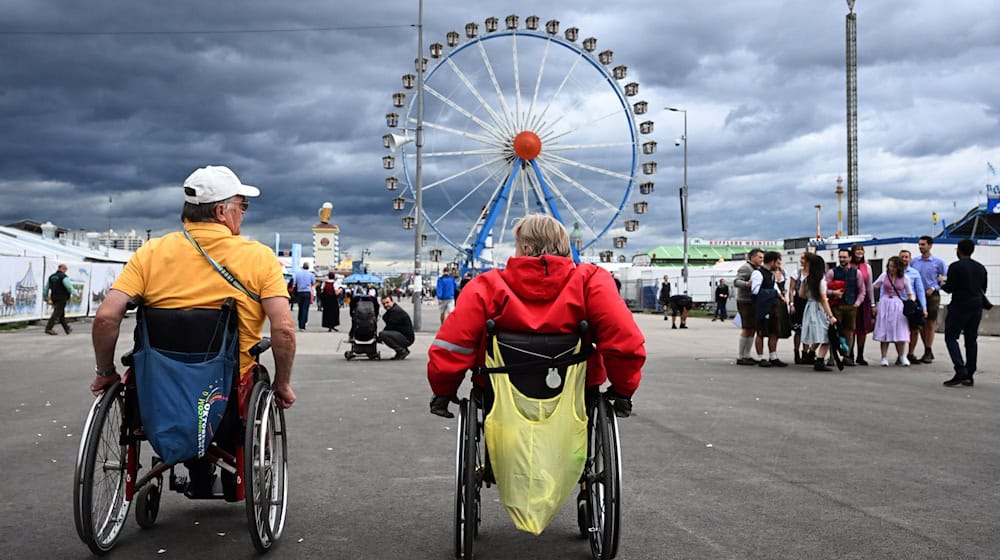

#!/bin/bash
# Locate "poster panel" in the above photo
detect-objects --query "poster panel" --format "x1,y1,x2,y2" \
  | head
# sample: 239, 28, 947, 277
88, 262, 125, 315
41, 260, 91, 319
0, 256, 45, 323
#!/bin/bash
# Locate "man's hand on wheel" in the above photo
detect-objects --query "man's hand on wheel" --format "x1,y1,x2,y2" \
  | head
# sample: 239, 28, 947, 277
273, 381, 296, 409
430, 394, 460, 418
89, 373, 120, 397
604, 387, 633, 418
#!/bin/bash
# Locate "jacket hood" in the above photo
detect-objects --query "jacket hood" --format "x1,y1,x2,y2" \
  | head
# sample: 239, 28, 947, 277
500, 255, 576, 301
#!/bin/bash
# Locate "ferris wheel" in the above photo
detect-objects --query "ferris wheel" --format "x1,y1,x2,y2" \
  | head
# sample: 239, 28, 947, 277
383, 14, 657, 269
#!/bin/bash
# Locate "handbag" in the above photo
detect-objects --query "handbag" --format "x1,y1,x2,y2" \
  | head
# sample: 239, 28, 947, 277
890, 278, 923, 324
133, 303, 238, 465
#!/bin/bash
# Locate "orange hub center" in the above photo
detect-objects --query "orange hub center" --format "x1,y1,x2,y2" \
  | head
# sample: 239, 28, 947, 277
513, 130, 542, 160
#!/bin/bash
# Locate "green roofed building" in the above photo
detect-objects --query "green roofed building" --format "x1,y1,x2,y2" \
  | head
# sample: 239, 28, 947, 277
639, 240, 782, 266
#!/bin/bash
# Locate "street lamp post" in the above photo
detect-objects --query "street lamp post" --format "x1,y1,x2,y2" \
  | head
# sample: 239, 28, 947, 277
666, 107, 688, 294
412, 0, 425, 330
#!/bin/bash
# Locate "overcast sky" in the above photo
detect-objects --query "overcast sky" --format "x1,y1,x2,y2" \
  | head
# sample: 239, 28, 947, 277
1, 1, 997, 266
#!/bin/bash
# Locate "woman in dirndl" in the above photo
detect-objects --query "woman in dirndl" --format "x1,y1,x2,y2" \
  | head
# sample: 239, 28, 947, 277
799, 253, 837, 371
772, 260, 792, 341
850, 244, 876, 365
872, 256, 914, 367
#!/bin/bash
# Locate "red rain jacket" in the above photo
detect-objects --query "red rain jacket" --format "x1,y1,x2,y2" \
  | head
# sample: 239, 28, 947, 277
427, 255, 645, 398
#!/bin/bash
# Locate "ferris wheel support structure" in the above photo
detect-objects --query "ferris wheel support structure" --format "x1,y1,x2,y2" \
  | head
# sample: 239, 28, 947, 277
471, 157, 581, 267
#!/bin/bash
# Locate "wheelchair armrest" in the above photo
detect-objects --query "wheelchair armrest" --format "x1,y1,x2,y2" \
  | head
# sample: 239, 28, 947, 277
249, 337, 271, 357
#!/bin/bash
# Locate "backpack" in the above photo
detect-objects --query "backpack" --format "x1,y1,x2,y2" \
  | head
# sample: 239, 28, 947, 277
323, 281, 335, 295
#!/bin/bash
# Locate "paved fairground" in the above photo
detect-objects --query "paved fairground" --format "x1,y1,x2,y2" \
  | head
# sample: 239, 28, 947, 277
2, 303, 999, 559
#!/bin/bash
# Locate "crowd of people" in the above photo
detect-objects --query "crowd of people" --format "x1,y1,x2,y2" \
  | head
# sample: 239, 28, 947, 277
76, 163, 989, 553
726, 238, 988, 386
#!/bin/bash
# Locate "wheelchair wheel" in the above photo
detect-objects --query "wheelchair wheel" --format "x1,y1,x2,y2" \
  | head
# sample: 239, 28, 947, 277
454, 397, 482, 559
245, 381, 289, 552
73, 381, 131, 555
134, 476, 162, 529
584, 397, 622, 560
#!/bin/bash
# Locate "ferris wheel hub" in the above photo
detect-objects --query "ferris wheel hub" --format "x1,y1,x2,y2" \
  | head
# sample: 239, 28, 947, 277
512, 130, 542, 160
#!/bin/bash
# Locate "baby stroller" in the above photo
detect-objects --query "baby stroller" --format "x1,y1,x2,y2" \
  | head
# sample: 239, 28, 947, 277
346, 296, 380, 360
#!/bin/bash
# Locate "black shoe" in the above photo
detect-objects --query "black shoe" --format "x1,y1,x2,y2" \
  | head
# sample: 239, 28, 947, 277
663, 316, 669, 321
183, 463, 217, 499
221, 470, 238, 502
961, 377, 974, 386
45, 329, 57, 336
814, 358, 832, 372
856, 357, 868, 366
758, 360, 772, 368
943, 375, 966, 387
679, 324, 688, 329
65, 325, 73, 334
770, 359, 789, 368
393, 348, 411, 360
736, 357, 758, 366
842, 357, 856, 367
906, 353, 920, 365
671, 324, 677, 329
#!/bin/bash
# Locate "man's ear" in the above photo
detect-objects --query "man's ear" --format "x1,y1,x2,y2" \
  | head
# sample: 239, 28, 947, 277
213, 202, 226, 221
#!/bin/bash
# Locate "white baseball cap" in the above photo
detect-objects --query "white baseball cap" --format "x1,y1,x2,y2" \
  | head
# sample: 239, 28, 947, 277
183, 165, 260, 204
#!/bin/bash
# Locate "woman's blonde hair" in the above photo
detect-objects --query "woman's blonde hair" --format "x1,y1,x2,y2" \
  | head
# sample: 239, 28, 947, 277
513, 214, 572, 257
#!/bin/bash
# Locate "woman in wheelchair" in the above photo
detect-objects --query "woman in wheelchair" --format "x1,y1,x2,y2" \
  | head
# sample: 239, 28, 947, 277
427, 213, 644, 419
427, 214, 645, 559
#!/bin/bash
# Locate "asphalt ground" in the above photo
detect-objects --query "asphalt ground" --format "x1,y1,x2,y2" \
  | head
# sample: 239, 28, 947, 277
1, 304, 998, 559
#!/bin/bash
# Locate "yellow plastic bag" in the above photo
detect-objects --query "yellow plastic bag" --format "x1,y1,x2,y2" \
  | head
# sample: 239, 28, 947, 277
484, 338, 588, 535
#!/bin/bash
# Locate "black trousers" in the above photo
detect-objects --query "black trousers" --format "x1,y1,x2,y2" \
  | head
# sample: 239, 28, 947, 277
944, 303, 982, 377
380, 330, 412, 352
46, 299, 70, 332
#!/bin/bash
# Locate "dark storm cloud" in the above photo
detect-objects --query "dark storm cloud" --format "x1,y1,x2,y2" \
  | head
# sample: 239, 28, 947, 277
1, 0, 997, 264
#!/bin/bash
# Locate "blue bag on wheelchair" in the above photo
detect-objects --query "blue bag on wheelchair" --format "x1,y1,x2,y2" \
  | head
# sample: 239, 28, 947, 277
132, 301, 238, 466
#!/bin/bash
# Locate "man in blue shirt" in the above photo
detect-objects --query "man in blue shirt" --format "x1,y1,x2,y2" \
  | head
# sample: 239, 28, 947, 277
292, 263, 316, 331
899, 249, 928, 364
908, 236, 947, 363
436, 267, 458, 324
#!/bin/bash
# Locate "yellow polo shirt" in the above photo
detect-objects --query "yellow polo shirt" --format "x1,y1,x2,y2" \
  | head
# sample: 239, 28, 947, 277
112, 222, 288, 377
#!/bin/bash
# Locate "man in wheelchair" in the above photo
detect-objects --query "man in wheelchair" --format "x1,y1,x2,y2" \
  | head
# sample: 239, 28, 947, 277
427, 214, 645, 545
89, 165, 297, 496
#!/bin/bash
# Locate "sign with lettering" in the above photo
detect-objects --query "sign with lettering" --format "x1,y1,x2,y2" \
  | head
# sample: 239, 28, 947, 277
988, 184, 1000, 213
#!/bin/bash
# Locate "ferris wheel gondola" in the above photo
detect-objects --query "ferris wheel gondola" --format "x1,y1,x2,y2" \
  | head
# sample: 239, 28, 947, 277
385, 15, 656, 269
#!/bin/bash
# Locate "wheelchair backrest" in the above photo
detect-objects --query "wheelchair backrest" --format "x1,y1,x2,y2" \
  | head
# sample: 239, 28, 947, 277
133, 298, 239, 361
484, 326, 589, 400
